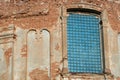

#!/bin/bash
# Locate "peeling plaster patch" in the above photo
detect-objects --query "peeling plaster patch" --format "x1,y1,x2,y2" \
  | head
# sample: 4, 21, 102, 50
4, 48, 12, 67
21, 45, 27, 52
21, 53, 27, 57
119, 16, 120, 20
55, 43, 60, 51
29, 68, 49, 80
0, 42, 13, 80
51, 62, 61, 79
21, 45, 27, 57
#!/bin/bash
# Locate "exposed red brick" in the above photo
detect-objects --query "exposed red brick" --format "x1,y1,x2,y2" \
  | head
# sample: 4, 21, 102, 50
0, 27, 9, 33
106, 2, 119, 31
0, 0, 119, 31
0, 0, 60, 29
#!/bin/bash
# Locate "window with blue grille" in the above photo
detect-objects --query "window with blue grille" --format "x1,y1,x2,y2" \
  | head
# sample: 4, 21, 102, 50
67, 12, 103, 74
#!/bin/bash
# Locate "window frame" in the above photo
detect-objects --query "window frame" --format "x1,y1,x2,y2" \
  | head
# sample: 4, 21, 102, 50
67, 10, 104, 74
61, 4, 110, 75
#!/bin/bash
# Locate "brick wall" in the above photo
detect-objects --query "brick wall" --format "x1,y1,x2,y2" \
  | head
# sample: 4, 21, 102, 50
0, 0, 120, 80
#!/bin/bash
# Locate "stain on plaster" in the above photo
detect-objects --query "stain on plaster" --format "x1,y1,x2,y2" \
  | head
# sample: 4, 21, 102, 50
21, 45, 27, 57
29, 68, 49, 80
51, 62, 62, 80
55, 43, 60, 51
0, 0, 120, 80
0, 42, 13, 80
4, 48, 12, 67
27, 29, 50, 80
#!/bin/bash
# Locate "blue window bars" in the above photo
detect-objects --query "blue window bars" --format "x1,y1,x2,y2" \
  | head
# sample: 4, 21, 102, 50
67, 13, 103, 73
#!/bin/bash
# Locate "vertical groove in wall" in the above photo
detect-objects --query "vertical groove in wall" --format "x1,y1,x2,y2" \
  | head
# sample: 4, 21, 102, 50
27, 30, 37, 80
118, 34, 120, 54
41, 30, 50, 78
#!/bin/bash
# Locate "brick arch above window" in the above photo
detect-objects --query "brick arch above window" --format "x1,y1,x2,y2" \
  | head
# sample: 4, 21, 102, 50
65, 3, 103, 13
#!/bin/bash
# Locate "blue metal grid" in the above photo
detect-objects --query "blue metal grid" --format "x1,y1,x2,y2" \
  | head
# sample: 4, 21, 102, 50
67, 13, 103, 73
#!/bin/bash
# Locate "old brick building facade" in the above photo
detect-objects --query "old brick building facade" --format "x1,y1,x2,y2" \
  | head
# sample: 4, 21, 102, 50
0, 0, 120, 80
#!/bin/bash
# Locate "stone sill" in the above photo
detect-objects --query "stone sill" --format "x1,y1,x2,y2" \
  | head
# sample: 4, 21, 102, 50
63, 73, 114, 80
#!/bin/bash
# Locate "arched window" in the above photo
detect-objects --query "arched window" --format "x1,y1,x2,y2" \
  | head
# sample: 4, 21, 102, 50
67, 9, 103, 73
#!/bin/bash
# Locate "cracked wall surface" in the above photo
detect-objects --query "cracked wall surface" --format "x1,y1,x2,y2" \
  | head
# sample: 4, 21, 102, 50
0, 0, 120, 80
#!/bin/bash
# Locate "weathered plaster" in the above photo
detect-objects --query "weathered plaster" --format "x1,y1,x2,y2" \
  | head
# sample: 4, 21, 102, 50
0, 0, 120, 80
